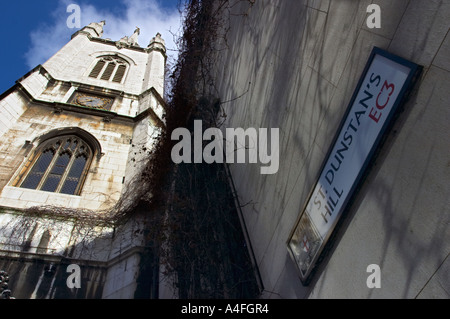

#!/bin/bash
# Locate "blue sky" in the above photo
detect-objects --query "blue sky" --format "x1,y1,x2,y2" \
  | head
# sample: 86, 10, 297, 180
0, 0, 183, 93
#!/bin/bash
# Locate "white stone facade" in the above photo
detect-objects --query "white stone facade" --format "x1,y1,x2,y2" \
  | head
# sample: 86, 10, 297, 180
0, 21, 166, 299
0, 22, 166, 212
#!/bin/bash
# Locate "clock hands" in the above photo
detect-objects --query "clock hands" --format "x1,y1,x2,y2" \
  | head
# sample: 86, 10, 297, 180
73, 94, 111, 110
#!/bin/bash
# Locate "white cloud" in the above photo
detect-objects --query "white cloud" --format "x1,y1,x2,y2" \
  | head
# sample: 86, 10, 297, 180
26, 0, 182, 69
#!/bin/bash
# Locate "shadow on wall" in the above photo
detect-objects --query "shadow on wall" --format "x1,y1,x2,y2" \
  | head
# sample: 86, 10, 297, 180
0, 209, 159, 299
209, 0, 449, 298
0, 217, 109, 299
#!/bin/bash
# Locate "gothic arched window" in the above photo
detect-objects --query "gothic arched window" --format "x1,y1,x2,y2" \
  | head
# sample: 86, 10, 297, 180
16, 135, 93, 195
89, 56, 128, 83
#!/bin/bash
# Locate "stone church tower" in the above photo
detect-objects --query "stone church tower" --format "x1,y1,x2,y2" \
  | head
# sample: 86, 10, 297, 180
0, 21, 166, 299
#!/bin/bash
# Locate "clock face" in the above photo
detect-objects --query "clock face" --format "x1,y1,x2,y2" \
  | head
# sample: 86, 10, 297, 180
72, 93, 113, 110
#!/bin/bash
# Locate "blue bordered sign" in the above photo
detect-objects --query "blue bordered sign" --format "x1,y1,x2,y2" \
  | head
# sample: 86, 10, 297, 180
287, 47, 422, 285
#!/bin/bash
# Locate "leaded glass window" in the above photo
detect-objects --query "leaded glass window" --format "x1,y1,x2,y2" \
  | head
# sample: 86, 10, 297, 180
18, 136, 92, 195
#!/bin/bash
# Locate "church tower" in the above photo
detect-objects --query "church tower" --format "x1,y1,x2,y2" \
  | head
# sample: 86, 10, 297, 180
0, 21, 166, 299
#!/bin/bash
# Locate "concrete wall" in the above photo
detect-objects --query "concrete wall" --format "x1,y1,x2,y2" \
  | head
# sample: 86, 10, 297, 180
210, 0, 449, 298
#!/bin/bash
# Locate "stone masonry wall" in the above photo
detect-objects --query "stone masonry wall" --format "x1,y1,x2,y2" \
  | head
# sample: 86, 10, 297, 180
0, 100, 133, 211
